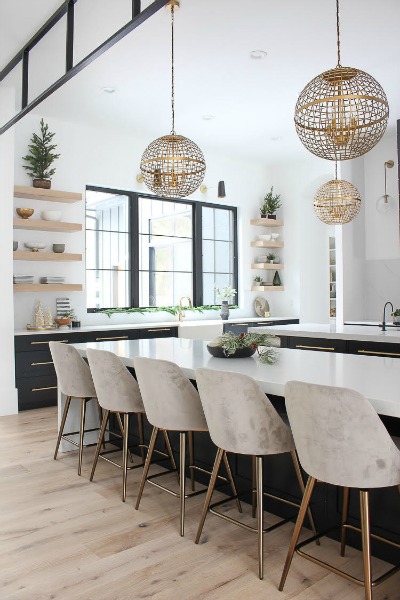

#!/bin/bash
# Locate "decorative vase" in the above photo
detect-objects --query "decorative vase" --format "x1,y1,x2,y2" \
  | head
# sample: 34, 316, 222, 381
207, 345, 256, 358
273, 271, 282, 286
220, 301, 229, 320
33, 178, 51, 189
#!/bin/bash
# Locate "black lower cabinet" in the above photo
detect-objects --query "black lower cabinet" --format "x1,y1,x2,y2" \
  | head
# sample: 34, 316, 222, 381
16, 374, 58, 411
289, 336, 347, 353
349, 340, 400, 358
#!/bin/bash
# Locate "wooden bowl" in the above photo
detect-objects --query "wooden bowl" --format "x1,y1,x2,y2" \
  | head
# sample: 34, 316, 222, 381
16, 207, 34, 219
55, 317, 71, 327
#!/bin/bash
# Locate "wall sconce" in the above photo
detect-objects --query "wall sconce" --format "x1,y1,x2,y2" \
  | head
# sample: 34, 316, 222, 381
200, 180, 226, 198
376, 160, 395, 214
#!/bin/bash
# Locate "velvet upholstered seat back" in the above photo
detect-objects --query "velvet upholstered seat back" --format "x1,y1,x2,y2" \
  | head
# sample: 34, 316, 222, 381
49, 341, 96, 399
195, 368, 294, 456
86, 348, 144, 414
284, 380, 400, 489
133, 357, 207, 432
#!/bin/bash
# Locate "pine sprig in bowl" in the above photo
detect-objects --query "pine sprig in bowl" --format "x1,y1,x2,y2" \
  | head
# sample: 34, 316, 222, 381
207, 332, 279, 364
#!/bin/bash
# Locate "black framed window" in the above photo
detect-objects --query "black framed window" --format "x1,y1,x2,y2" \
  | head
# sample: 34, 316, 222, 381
86, 186, 238, 311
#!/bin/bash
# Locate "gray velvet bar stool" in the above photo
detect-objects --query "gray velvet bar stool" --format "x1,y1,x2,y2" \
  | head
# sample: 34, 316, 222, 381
50, 341, 98, 476
279, 381, 400, 600
133, 356, 241, 537
86, 348, 150, 502
195, 368, 318, 580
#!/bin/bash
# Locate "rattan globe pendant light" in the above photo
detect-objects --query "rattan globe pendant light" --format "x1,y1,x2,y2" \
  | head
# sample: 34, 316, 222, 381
140, 0, 206, 197
314, 163, 361, 224
295, 0, 389, 161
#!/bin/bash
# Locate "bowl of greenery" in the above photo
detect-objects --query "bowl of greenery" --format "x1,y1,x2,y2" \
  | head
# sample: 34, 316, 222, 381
207, 332, 279, 363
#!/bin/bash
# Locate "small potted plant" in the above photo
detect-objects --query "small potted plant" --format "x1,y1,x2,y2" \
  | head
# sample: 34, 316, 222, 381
392, 309, 400, 325
267, 253, 276, 264
22, 118, 60, 189
253, 275, 263, 285
214, 284, 237, 320
260, 186, 281, 219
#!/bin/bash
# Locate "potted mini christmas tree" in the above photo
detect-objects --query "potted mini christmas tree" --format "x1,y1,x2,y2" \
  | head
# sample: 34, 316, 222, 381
22, 118, 60, 189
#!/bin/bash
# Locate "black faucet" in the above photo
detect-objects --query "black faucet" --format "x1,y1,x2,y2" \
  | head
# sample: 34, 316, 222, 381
381, 301, 394, 331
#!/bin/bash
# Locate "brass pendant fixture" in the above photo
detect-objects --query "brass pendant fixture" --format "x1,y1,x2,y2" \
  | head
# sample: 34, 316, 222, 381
295, 0, 389, 161
140, 0, 206, 197
314, 163, 361, 225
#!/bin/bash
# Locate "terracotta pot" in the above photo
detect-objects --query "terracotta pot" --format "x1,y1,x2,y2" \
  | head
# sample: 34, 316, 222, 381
33, 178, 51, 189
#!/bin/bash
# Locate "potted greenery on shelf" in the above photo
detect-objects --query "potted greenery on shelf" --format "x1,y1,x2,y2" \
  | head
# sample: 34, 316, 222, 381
22, 118, 60, 189
253, 275, 263, 285
260, 186, 281, 219
267, 253, 276, 264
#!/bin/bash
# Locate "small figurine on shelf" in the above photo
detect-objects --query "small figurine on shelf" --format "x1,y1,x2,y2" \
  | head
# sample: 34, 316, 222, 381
34, 301, 45, 328
44, 307, 53, 328
273, 271, 282, 286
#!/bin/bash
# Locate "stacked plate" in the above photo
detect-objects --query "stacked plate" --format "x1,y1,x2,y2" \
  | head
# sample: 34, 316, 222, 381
14, 275, 34, 284
40, 276, 65, 284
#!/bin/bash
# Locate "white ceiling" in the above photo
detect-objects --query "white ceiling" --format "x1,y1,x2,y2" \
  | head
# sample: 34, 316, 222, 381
1, 0, 400, 161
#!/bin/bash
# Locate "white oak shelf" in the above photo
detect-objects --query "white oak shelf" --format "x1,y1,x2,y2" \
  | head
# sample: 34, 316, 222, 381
251, 263, 283, 270
13, 251, 82, 262
14, 186, 82, 203
251, 241, 284, 248
13, 218, 82, 232
251, 286, 284, 292
13, 284, 83, 293
250, 218, 283, 227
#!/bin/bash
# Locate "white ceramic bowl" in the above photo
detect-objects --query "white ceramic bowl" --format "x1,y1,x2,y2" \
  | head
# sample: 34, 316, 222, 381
41, 210, 62, 221
259, 234, 271, 241
24, 242, 47, 251
271, 233, 280, 241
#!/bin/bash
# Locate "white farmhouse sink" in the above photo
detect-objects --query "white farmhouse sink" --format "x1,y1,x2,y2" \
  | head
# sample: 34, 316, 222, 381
178, 321, 223, 340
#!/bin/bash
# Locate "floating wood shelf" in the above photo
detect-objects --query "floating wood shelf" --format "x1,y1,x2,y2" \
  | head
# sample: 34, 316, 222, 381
251, 241, 284, 248
13, 218, 82, 232
13, 251, 82, 262
251, 263, 284, 270
13, 284, 83, 292
250, 218, 283, 227
251, 286, 284, 292
14, 186, 82, 203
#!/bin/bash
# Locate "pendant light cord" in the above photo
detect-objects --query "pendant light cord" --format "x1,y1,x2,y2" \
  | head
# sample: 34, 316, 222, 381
336, 0, 341, 66
171, 6, 175, 134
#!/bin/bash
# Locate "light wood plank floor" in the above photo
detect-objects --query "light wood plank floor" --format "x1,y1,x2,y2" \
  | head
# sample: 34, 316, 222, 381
0, 407, 399, 600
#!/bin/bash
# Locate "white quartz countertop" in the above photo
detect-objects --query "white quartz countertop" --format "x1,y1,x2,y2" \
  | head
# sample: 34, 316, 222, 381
249, 322, 400, 344
72, 338, 400, 418
14, 316, 295, 336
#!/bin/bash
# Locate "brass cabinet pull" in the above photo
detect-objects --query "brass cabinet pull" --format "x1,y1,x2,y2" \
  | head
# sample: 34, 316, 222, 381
295, 345, 335, 351
228, 323, 248, 327
30, 339, 68, 345
256, 322, 271, 326
31, 386, 57, 392
95, 336, 129, 341
31, 361, 54, 366
145, 328, 171, 332
357, 349, 400, 357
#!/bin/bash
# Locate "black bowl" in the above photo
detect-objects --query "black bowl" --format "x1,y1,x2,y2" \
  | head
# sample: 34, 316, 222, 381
206, 344, 256, 358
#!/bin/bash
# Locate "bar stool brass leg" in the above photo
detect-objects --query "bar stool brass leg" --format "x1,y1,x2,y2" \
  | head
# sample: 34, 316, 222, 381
340, 487, 350, 557
279, 476, 317, 591
135, 427, 158, 510
78, 398, 87, 476
179, 432, 186, 537
138, 413, 145, 465
195, 448, 224, 544
122, 413, 129, 502
256, 455, 264, 580
252, 455, 257, 518
97, 403, 106, 450
116, 413, 134, 463
188, 431, 195, 491
163, 430, 179, 485
54, 395, 71, 459
90, 410, 109, 481
291, 450, 319, 544
360, 490, 372, 600
222, 452, 242, 513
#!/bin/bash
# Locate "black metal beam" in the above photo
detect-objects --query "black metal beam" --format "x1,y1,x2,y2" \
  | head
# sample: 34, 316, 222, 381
0, 0, 167, 135
21, 50, 29, 109
66, 0, 75, 71
0, 0, 78, 83
133, 0, 141, 18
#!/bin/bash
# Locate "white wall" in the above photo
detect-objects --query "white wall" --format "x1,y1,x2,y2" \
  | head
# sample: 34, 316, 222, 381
14, 112, 278, 328
0, 88, 18, 415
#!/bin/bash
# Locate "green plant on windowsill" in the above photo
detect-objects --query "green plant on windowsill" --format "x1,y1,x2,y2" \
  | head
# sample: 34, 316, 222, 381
208, 332, 279, 364
392, 309, 400, 323
100, 305, 238, 318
